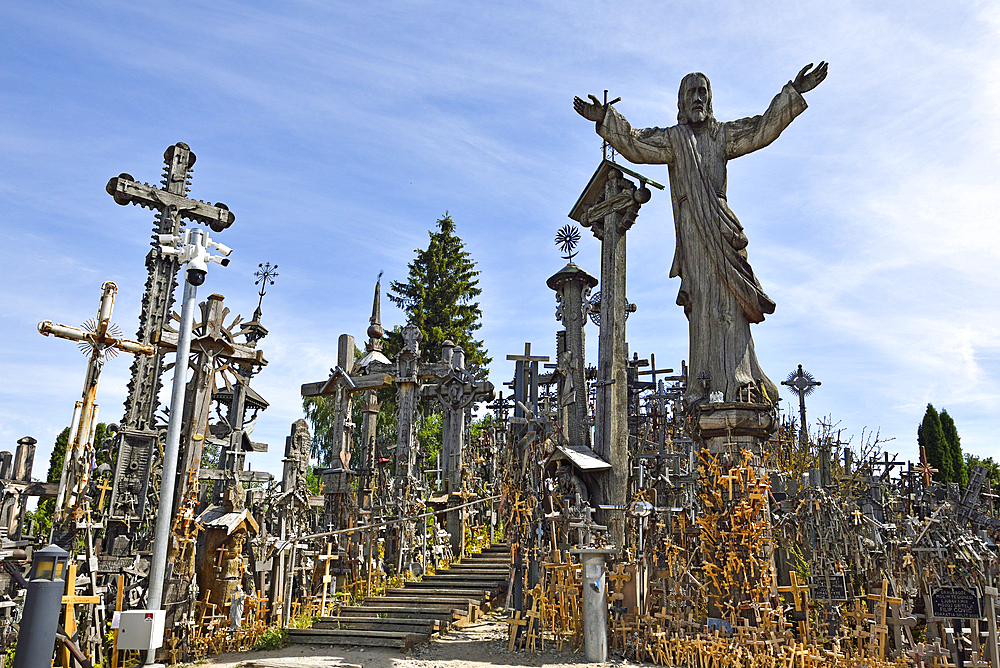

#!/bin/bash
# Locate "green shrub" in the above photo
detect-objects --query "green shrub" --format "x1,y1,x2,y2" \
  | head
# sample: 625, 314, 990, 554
252, 627, 288, 651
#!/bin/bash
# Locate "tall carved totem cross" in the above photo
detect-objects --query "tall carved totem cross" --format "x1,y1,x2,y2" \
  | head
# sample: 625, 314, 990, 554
105, 143, 237, 526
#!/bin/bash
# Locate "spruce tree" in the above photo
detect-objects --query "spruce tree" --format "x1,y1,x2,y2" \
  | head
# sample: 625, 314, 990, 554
939, 409, 967, 486
387, 213, 490, 378
917, 404, 951, 483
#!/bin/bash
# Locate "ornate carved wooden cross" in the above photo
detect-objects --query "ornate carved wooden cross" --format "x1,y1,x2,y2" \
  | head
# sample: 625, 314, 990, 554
107, 143, 235, 433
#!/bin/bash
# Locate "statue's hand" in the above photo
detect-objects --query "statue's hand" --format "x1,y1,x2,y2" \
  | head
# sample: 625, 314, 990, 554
792, 61, 828, 94
574, 94, 605, 122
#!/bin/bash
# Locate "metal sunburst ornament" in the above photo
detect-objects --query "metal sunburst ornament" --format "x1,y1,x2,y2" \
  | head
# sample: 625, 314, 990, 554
782, 365, 820, 398
79, 318, 124, 359
555, 224, 581, 261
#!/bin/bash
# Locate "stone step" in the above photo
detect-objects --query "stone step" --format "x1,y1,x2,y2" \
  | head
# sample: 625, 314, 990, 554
314, 615, 443, 634
458, 559, 510, 570
288, 627, 427, 650
443, 564, 510, 573
337, 605, 462, 623
402, 580, 505, 592
388, 587, 492, 601
364, 597, 479, 621
365, 596, 479, 608
418, 574, 508, 585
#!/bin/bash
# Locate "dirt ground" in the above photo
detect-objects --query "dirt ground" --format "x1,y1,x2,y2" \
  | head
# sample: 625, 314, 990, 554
200, 611, 621, 668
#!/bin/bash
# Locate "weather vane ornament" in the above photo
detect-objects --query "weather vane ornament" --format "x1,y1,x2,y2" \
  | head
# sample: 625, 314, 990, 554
555, 224, 581, 261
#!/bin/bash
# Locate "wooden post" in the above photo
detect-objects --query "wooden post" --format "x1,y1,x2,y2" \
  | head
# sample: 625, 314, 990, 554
985, 574, 999, 668
112, 574, 124, 668
569, 162, 658, 547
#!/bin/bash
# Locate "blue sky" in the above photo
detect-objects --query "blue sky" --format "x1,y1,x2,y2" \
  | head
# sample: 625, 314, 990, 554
2, 1, 998, 480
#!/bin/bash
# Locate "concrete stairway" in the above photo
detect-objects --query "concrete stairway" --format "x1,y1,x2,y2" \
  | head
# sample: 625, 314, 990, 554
288, 543, 510, 650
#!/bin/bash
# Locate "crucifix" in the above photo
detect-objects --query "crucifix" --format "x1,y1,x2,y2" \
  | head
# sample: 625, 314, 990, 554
569, 160, 662, 548
506, 342, 549, 422
105, 143, 236, 530
317, 542, 337, 617
781, 364, 821, 449
38, 281, 154, 535
421, 341, 494, 557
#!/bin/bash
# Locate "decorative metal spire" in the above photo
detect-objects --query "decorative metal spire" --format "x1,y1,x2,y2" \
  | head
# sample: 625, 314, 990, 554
253, 262, 278, 319
782, 364, 821, 448
367, 271, 384, 351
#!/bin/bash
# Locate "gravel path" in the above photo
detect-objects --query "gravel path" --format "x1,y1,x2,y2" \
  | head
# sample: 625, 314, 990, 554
199, 611, 622, 668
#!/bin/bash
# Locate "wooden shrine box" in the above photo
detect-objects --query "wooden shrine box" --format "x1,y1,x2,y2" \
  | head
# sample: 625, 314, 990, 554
320, 467, 356, 495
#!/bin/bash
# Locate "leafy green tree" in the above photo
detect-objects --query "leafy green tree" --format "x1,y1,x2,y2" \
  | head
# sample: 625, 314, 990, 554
28, 423, 111, 537
386, 213, 490, 378
965, 454, 1000, 513
417, 411, 443, 464
303, 339, 398, 468
918, 404, 951, 483
939, 409, 967, 487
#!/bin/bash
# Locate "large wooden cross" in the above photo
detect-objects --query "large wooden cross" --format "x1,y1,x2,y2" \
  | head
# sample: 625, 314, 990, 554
868, 577, 904, 661
38, 281, 154, 529
317, 542, 337, 617
301, 333, 396, 466
776, 571, 811, 642
105, 144, 237, 540
157, 293, 266, 518
107, 143, 235, 434
420, 342, 493, 557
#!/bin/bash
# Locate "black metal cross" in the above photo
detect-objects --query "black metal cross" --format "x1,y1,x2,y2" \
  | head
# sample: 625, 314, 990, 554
781, 364, 820, 448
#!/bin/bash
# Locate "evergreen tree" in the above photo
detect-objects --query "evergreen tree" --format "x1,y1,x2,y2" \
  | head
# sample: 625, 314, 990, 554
917, 404, 951, 483
939, 409, 967, 486
387, 213, 490, 378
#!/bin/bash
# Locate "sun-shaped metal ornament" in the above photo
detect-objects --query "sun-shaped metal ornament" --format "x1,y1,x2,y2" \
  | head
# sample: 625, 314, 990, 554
555, 224, 581, 261
78, 318, 124, 359
782, 365, 820, 397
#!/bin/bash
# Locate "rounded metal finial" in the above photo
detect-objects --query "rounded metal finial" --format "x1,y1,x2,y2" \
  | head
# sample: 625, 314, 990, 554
555, 224, 581, 261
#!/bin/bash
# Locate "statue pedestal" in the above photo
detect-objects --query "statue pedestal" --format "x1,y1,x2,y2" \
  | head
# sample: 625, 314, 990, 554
687, 401, 778, 619
688, 401, 776, 455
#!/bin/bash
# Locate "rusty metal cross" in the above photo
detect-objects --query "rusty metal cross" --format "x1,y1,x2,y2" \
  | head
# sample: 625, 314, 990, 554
38, 281, 154, 529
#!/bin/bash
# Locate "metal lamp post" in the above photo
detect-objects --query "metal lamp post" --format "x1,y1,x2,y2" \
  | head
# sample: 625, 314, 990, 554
13, 544, 69, 668
145, 227, 231, 664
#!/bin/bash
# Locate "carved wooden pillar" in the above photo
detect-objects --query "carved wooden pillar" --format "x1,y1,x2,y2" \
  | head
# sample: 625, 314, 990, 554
571, 160, 657, 547
548, 262, 598, 448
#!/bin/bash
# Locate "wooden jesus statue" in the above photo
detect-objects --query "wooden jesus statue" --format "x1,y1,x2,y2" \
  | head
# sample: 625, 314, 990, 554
574, 62, 828, 406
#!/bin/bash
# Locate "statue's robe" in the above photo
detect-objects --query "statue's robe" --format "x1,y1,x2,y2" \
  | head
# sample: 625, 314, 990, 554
598, 83, 807, 404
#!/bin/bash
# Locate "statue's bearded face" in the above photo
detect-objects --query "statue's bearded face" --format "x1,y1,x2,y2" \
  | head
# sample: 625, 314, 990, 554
678, 74, 713, 126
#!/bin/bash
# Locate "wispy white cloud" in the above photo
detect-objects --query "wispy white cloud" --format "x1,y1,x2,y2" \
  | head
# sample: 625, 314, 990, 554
3, 0, 999, 476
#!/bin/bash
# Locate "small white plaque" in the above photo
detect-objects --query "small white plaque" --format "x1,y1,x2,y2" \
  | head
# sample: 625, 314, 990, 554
111, 611, 121, 629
